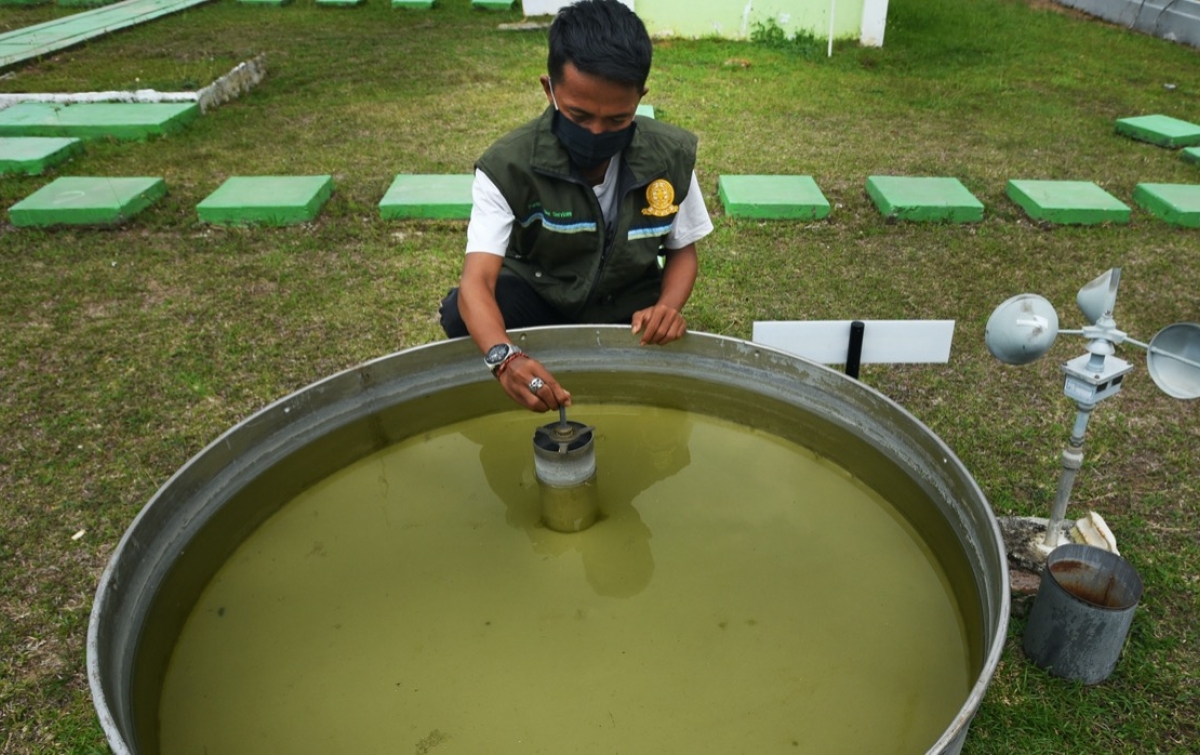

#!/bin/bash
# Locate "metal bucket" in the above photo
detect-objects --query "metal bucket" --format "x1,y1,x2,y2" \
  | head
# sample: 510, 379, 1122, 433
88, 326, 1010, 755
1023, 543, 1143, 684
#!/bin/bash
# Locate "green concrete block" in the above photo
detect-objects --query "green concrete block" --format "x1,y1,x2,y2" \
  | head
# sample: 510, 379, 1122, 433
9, 176, 166, 227
197, 175, 334, 226
1, 0, 213, 70
0, 136, 83, 175
1183, 147, 1200, 165
865, 175, 984, 223
392, 0, 433, 6
717, 174, 830, 220
379, 174, 473, 220
472, 0, 512, 9
1133, 183, 1200, 228
1115, 114, 1200, 148
1006, 180, 1130, 225
636, 104, 655, 119
317, 0, 363, 5
0, 102, 199, 141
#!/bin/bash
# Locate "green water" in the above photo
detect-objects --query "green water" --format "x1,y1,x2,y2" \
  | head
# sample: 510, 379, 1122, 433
159, 405, 972, 754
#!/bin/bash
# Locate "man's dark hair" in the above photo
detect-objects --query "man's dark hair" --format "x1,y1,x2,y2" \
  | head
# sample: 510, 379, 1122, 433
548, 0, 653, 91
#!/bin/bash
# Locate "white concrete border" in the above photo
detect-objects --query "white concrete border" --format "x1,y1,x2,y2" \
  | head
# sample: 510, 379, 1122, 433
0, 55, 267, 114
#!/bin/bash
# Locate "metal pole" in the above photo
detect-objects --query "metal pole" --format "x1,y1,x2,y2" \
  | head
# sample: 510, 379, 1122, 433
1044, 401, 1095, 548
828, 0, 836, 57
845, 320, 864, 379
1125, 336, 1200, 371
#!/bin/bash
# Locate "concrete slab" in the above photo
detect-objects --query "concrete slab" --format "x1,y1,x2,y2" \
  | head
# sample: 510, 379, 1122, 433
717, 175, 830, 220
379, 174, 473, 220
636, 104, 655, 119
0, 102, 199, 140
8, 176, 166, 227
0, 0, 212, 69
1133, 183, 1200, 228
197, 175, 334, 226
317, 0, 364, 5
1115, 114, 1200, 148
1183, 146, 1200, 165
392, 0, 433, 6
1006, 179, 1131, 225
865, 175, 984, 222
472, 0, 512, 8
0, 136, 83, 175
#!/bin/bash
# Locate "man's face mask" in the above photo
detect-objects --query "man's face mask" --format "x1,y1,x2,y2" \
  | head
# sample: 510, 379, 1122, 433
549, 82, 636, 171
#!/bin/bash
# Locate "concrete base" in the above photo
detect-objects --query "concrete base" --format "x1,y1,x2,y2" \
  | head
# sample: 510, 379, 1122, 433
0, 136, 82, 175
472, 0, 512, 8
1000, 511, 1119, 573
636, 104, 655, 119
1116, 114, 1200, 148
717, 175, 830, 220
1006, 179, 1131, 225
393, 0, 434, 7
1183, 146, 1200, 164
317, 0, 363, 5
1134, 183, 1200, 227
9, 176, 166, 227
0, 102, 198, 140
866, 175, 984, 222
197, 175, 334, 226
379, 174, 473, 220
1001, 512, 1119, 617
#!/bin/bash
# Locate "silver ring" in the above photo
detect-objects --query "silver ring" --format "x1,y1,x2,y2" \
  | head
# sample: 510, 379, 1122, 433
527, 376, 545, 394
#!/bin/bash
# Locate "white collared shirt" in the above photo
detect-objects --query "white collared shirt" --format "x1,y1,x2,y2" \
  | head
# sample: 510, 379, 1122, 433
465, 158, 713, 256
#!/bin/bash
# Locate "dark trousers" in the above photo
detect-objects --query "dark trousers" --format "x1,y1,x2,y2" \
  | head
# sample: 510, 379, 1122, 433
439, 272, 569, 339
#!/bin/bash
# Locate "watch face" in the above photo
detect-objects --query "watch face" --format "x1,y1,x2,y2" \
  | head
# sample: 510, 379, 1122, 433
485, 343, 514, 366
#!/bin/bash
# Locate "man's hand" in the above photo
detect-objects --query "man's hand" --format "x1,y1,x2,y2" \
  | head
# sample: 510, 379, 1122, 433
498, 354, 572, 412
631, 303, 687, 345
632, 244, 696, 346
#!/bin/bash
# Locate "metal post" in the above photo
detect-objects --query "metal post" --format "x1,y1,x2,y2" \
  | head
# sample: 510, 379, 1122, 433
846, 320, 865, 379
1044, 402, 1095, 548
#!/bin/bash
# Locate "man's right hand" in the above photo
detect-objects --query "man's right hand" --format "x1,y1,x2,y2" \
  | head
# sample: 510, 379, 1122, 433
458, 253, 571, 413
496, 354, 571, 412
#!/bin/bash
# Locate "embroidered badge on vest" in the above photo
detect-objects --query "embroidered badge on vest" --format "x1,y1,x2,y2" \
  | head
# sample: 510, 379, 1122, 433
642, 179, 680, 217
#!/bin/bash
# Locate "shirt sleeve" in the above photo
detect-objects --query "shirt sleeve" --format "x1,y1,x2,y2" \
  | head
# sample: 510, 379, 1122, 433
465, 169, 515, 256
664, 171, 714, 251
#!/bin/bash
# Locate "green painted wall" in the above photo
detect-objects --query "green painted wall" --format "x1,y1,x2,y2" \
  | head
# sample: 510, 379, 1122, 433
635, 0, 863, 41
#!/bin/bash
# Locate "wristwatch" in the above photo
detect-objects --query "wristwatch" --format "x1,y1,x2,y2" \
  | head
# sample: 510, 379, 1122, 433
484, 343, 522, 375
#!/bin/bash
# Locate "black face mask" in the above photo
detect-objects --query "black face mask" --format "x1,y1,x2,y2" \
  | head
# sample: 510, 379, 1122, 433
551, 109, 636, 172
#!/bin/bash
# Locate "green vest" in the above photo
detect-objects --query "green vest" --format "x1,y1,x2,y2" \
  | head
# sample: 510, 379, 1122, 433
476, 107, 698, 323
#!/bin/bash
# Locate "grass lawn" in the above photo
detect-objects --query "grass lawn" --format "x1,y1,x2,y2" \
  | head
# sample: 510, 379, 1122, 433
1, 0, 1198, 752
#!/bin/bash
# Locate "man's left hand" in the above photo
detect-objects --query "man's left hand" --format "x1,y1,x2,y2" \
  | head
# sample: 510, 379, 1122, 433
631, 304, 687, 345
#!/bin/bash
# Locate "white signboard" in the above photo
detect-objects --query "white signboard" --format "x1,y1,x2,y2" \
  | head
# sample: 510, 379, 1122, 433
752, 320, 956, 365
